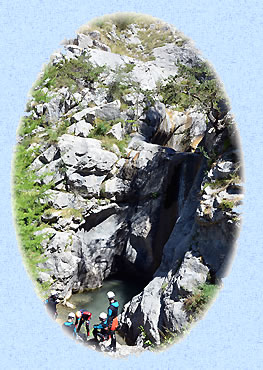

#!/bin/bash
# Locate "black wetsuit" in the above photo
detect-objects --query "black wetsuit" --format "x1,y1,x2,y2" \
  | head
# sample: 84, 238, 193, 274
62, 321, 75, 337
107, 300, 119, 351
44, 295, 58, 319
93, 320, 109, 342
75, 310, 92, 337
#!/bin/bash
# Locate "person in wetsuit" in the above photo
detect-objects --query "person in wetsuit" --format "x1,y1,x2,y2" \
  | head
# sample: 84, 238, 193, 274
44, 292, 58, 319
93, 312, 109, 343
106, 291, 119, 352
75, 309, 92, 338
62, 312, 76, 338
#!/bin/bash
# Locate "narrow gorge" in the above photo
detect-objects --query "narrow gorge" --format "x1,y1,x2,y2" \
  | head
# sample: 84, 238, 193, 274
13, 13, 243, 353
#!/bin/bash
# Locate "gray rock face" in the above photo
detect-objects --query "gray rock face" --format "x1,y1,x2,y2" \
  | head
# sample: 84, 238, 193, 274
102, 177, 131, 201
58, 134, 118, 174
76, 33, 93, 48
67, 173, 106, 198
153, 43, 202, 74
119, 251, 209, 345
93, 39, 111, 52
67, 120, 93, 137
39, 145, 59, 164
107, 122, 123, 140
71, 101, 121, 123
95, 100, 121, 121
211, 160, 236, 180
71, 108, 96, 124
37, 159, 64, 186
176, 251, 209, 293
88, 30, 101, 41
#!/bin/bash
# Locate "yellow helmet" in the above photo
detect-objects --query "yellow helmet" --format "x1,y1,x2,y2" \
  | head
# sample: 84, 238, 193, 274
76, 311, 82, 318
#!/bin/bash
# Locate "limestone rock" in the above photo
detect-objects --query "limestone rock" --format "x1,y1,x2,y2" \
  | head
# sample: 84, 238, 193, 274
88, 30, 101, 41
71, 108, 96, 124
67, 120, 93, 137
39, 145, 59, 164
58, 134, 118, 175
102, 177, 131, 201
93, 39, 111, 52
162, 300, 187, 333
176, 251, 209, 294
107, 122, 123, 140
36, 159, 64, 186
212, 160, 236, 180
67, 173, 106, 198
95, 100, 121, 121
41, 190, 88, 210
76, 33, 93, 48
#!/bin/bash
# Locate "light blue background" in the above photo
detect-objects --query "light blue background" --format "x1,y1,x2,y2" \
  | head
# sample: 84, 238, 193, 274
1, 1, 262, 369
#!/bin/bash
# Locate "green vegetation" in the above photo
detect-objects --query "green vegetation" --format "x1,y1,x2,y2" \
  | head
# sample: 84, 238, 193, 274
106, 64, 136, 102
80, 13, 159, 33
43, 207, 83, 220
198, 146, 217, 168
183, 282, 219, 319
161, 281, 168, 291
89, 124, 130, 156
79, 13, 177, 62
219, 199, 235, 211
138, 325, 154, 348
45, 119, 71, 144
91, 119, 112, 136
202, 173, 241, 194
32, 89, 51, 104
137, 27, 174, 58
138, 324, 188, 350
13, 142, 54, 293
158, 62, 228, 115
33, 53, 105, 94
18, 116, 44, 138
150, 192, 160, 199
157, 327, 184, 349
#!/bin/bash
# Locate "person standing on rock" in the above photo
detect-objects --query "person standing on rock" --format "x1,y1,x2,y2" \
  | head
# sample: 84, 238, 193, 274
44, 291, 59, 320
106, 291, 119, 352
75, 309, 92, 338
62, 312, 76, 337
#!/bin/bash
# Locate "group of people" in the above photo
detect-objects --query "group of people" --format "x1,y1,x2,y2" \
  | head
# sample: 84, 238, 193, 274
45, 290, 119, 352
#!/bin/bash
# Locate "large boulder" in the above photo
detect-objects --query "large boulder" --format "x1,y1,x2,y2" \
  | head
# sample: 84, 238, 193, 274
58, 134, 118, 174
67, 120, 93, 137
67, 173, 106, 198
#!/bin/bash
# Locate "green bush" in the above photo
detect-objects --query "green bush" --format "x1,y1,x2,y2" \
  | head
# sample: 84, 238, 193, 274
33, 54, 105, 94
138, 326, 154, 348
92, 120, 112, 136
158, 62, 227, 114
219, 199, 235, 211
32, 89, 51, 104
44, 119, 71, 144
18, 116, 43, 138
106, 64, 135, 102
13, 137, 55, 292
183, 282, 219, 318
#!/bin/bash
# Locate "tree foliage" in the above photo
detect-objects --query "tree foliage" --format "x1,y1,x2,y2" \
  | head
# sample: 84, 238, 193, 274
159, 62, 228, 115
33, 53, 105, 94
